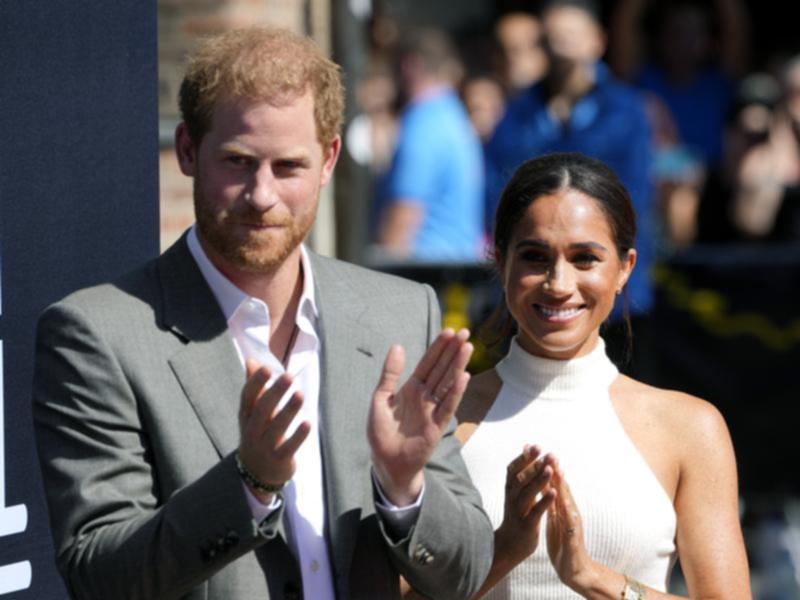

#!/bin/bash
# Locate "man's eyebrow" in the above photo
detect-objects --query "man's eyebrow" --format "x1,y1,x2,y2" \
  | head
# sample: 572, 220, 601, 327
218, 142, 254, 155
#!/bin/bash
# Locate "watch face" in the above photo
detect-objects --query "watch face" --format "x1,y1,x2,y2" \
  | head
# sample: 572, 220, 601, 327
623, 579, 646, 600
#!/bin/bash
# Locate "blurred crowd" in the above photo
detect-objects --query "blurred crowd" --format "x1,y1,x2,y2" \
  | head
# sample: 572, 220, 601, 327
346, 0, 800, 267
343, 2, 800, 594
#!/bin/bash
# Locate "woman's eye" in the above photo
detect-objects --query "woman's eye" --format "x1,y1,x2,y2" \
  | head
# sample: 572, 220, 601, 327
520, 251, 549, 263
574, 253, 599, 265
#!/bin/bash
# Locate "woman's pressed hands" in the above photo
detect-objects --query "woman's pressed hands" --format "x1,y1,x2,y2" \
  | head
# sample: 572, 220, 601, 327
468, 446, 557, 599
496, 445, 557, 563
368, 328, 473, 506
237, 358, 311, 502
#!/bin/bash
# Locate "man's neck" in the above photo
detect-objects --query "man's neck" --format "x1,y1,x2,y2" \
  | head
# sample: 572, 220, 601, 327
407, 76, 449, 103
200, 237, 306, 356
543, 61, 595, 122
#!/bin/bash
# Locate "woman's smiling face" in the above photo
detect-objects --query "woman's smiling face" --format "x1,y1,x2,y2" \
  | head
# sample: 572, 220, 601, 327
500, 187, 636, 360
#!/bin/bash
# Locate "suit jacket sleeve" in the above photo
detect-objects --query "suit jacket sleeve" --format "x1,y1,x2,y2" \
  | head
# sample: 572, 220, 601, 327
376, 284, 494, 599
32, 299, 277, 600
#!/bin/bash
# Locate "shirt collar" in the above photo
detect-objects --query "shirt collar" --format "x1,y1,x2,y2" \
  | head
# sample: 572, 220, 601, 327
187, 225, 318, 325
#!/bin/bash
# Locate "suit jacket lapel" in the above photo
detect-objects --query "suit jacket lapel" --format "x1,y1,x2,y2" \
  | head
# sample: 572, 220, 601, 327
311, 253, 386, 591
156, 243, 387, 586
157, 235, 244, 459
158, 235, 300, 551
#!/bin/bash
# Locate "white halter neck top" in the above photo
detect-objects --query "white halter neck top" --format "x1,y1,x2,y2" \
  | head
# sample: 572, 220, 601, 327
461, 338, 677, 599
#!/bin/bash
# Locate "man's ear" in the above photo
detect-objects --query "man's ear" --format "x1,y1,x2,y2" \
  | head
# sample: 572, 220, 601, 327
175, 122, 198, 177
319, 135, 342, 187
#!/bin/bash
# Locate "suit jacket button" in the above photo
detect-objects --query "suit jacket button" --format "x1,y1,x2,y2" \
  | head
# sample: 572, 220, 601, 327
225, 531, 239, 548
201, 543, 217, 561
283, 580, 302, 600
413, 545, 431, 565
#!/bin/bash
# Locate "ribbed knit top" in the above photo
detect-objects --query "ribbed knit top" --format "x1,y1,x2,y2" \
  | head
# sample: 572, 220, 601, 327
461, 338, 677, 599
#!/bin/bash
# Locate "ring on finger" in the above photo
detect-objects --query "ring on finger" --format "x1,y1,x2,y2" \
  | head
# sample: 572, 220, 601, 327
428, 390, 442, 405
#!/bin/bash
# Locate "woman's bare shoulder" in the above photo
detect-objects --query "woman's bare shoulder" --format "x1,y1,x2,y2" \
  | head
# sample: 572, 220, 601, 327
455, 369, 502, 445
611, 375, 731, 448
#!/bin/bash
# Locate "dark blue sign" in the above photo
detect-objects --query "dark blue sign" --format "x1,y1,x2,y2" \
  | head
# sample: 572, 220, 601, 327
0, 1, 158, 597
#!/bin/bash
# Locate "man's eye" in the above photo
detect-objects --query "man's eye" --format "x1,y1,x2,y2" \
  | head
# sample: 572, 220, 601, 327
275, 160, 301, 171
226, 155, 250, 167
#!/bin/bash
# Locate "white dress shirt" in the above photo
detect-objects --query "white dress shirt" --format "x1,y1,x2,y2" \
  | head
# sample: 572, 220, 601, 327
187, 227, 421, 599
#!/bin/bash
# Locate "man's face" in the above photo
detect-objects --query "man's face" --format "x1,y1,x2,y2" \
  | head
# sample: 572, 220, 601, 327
176, 90, 340, 278
495, 13, 548, 90
542, 6, 604, 68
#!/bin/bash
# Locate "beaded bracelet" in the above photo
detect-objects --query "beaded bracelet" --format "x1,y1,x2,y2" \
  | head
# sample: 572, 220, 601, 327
234, 452, 286, 494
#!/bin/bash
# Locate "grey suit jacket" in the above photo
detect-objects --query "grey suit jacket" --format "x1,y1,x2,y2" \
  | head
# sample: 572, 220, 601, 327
32, 236, 493, 600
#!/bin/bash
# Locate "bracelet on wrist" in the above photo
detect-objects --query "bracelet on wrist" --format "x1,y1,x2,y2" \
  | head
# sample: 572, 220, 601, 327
234, 451, 287, 494
621, 574, 647, 600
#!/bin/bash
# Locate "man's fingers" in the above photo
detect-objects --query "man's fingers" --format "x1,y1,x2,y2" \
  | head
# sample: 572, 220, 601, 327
245, 357, 261, 379
249, 373, 293, 436
277, 419, 312, 460
239, 362, 272, 421
411, 328, 455, 382
425, 328, 470, 394
264, 391, 304, 446
430, 338, 473, 424
432, 366, 470, 428
375, 344, 406, 398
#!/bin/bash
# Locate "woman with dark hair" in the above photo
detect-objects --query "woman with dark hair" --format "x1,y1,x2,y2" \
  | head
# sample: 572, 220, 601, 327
456, 153, 750, 598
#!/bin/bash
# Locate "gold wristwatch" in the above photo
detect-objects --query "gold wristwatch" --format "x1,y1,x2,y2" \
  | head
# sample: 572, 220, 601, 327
622, 575, 647, 600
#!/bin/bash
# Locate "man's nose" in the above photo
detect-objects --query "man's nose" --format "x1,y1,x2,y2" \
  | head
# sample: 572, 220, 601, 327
245, 166, 278, 210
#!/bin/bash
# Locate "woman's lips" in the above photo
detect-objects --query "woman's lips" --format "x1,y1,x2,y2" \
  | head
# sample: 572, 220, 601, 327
533, 304, 585, 323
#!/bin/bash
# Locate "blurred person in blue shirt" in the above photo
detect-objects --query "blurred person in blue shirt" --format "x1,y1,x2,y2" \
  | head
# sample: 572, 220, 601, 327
485, 0, 655, 335
374, 28, 484, 263
609, 0, 750, 170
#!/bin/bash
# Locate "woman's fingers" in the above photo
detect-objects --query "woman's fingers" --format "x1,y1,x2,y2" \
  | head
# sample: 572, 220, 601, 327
526, 487, 556, 526
505, 445, 540, 495
554, 467, 582, 540
504, 447, 558, 520
546, 464, 583, 545
516, 462, 554, 517
508, 445, 541, 476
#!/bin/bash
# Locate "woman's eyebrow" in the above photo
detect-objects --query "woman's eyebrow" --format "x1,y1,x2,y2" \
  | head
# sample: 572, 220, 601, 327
568, 241, 609, 253
514, 239, 609, 253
